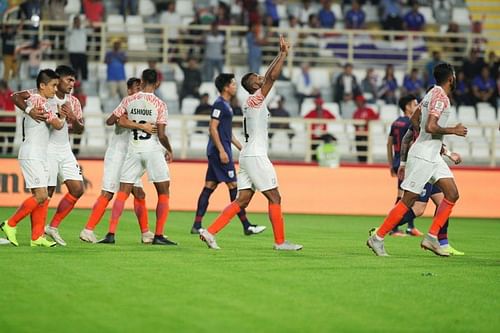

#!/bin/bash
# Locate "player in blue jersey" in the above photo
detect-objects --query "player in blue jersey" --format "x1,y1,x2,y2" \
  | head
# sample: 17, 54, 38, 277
191, 73, 266, 236
386, 94, 423, 237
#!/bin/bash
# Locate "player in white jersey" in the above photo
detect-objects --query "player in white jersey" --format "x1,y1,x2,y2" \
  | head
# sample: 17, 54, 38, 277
80, 78, 157, 244
367, 63, 468, 257
98, 69, 176, 246
1, 69, 65, 247
11, 66, 85, 246
199, 35, 302, 251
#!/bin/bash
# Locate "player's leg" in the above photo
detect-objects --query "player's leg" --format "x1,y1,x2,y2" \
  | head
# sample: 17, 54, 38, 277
226, 181, 266, 235
132, 185, 154, 243
98, 183, 133, 244
390, 171, 405, 235
430, 190, 464, 255
397, 184, 432, 237
191, 179, 218, 233
80, 190, 114, 243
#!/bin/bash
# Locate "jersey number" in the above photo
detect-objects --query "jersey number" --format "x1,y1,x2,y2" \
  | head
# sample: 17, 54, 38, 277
132, 120, 152, 140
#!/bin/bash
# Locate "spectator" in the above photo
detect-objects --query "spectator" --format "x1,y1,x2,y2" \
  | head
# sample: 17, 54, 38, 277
297, 0, 316, 26
293, 62, 320, 109
268, 95, 295, 149
242, 0, 261, 26
453, 70, 473, 106
246, 23, 265, 73
121, 0, 138, 16
403, 2, 425, 32
316, 134, 339, 168
424, 50, 442, 87
361, 68, 378, 103
18, 0, 42, 45
66, 16, 89, 81
215, 1, 231, 26
1, 23, 19, 82
402, 68, 424, 99
445, 22, 465, 62
471, 17, 487, 53
47, 0, 67, 54
265, 0, 280, 26
487, 51, 500, 80
202, 23, 225, 82
353, 95, 379, 163
304, 97, 336, 160
263, 15, 279, 58
380, 0, 403, 31
0, 80, 16, 155
17, 39, 51, 79
318, 0, 335, 29
378, 64, 398, 104
0, 0, 7, 19
105, 40, 127, 99
334, 63, 361, 104
462, 49, 486, 83
299, 14, 321, 61
178, 57, 202, 107
288, 15, 300, 46
160, 1, 182, 60
72, 81, 87, 156
82, 0, 105, 52
194, 93, 212, 132
472, 65, 496, 107
345, 0, 366, 30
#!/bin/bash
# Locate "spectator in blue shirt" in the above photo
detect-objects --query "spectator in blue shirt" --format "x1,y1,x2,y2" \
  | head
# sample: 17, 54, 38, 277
453, 70, 473, 106
265, 0, 280, 26
424, 51, 442, 87
105, 40, 127, 99
403, 3, 425, 31
402, 68, 424, 99
380, 0, 403, 31
246, 23, 265, 73
345, 1, 366, 29
472, 65, 496, 106
379, 64, 398, 104
318, 0, 336, 28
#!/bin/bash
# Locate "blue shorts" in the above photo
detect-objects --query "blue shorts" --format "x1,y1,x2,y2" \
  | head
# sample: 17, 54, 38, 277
205, 154, 236, 183
417, 183, 442, 202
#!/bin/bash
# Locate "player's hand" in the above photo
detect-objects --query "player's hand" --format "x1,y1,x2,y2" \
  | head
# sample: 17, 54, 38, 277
219, 151, 229, 164
279, 34, 290, 54
141, 123, 157, 135
29, 106, 47, 122
60, 102, 74, 121
390, 167, 396, 177
165, 150, 173, 163
397, 165, 405, 181
453, 123, 468, 137
449, 152, 462, 164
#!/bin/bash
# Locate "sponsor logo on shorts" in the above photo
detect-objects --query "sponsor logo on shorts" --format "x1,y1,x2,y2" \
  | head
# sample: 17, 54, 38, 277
410, 181, 415, 188
34, 177, 40, 184
419, 188, 427, 197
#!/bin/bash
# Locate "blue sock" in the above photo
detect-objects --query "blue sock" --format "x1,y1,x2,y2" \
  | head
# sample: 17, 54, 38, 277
229, 188, 251, 229
438, 219, 449, 246
193, 187, 214, 228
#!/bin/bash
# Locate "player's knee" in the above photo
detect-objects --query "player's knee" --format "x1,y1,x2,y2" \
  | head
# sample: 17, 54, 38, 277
269, 193, 281, 205
447, 190, 459, 203
102, 191, 114, 200
70, 186, 84, 198
34, 193, 48, 204
133, 188, 146, 199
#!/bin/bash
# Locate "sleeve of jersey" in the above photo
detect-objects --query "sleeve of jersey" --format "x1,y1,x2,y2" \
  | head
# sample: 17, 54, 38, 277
211, 102, 224, 120
156, 102, 168, 125
246, 89, 265, 109
44, 101, 58, 122
71, 96, 84, 121
428, 91, 448, 119
112, 97, 128, 117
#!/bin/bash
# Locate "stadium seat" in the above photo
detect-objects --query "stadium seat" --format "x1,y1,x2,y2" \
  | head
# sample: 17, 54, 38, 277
419, 7, 436, 25
124, 63, 135, 79
364, 5, 378, 23
181, 97, 200, 115
138, 0, 155, 17
370, 122, 387, 136
448, 106, 458, 125
134, 62, 149, 78
310, 68, 331, 88
107, 14, 125, 34
451, 8, 470, 26
470, 139, 491, 161
176, 0, 195, 17
322, 102, 341, 119
84, 97, 102, 115
300, 98, 316, 117
476, 103, 497, 124
126, 16, 145, 34
331, 3, 343, 23
457, 106, 477, 124
64, 0, 81, 15
379, 104, 399, 122
128, 35, 147, 51
200, 82, 219, 102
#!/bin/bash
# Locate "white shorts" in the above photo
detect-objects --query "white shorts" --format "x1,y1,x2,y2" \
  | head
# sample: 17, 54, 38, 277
401, 155, 453, 194
102, 148, 143, 193
20, 159, 49, 189
47, 147, 83, 187
120, 150, 170, 184
237, 156, 278, 192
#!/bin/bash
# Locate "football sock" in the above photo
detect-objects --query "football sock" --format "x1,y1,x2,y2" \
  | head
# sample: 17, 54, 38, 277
7, 196, 39, 227
207, 201, 240, 235
134, 198, 149, 233
85, 195, 110, 230
268, 203, 285, 244
155, 194, 169, 236
398, 208, 416, 230
438, 219, 449, 246
429, 199, 455, 237
194, 187, 214, 226
229, 188, 251, 229
30, 200, 49, 240
376, 201, 409, 239
109, 191, 129, 234
50, 193, 78, 228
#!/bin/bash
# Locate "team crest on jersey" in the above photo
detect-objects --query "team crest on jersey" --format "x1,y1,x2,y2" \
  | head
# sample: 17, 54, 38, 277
212, 109, 221, 118
228, 170, 235, 178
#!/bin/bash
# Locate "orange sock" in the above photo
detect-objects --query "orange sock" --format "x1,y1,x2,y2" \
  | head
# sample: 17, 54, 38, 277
376, 201, 409, 238
109, 192, 129, 234
50, 193, 78, 228
134, 198, 149, 233
269, 203, 285, 244
85, 195, 110, 230
30, 200, 49, 240
428, 198, 455, 236
7, 196, 39, 227
155, 194, 169, 236
207, 202, 240, 235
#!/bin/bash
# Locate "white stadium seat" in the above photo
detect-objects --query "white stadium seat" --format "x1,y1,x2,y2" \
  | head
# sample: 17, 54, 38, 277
106, 15, 125, 33
379, 104, 399, 122
457, 106, 477, 124
126, 16, 144, 34
181, 97, 200, 115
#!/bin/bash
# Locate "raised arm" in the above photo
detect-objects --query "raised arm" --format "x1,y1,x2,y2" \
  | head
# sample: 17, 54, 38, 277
260, 35, 290, 97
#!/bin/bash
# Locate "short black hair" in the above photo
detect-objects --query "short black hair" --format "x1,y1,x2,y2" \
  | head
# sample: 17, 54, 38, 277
141, 69, 158, 85
36, 69, 59, 89
433, 63, 454, 85
127, 77, 141, 89
241, 72, 255, 94
398, 94, 416, 112
214, 73, 235, 93
55, 65, 76, 78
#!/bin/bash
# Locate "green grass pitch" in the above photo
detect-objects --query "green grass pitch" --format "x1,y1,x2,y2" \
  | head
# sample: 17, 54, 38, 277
0, 207, 499, 332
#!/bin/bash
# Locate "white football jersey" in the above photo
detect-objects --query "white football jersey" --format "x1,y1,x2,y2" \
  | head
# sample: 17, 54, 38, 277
240, 89, 270, 157
48, 94, 83, 146
18, 93, 58, 160
112, 92, 167, 152
409, 85, 451, 162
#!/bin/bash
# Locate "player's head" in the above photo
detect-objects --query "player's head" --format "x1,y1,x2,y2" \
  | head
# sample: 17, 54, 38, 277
241, 72, 264, 94
127, 77, 141, 95
398, 94, 417, 116
433, 62, 456, 91
55, 65, 76, 94
215, 73, 237, 97
36, 69, 59, 98
140, 69, 158, 88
